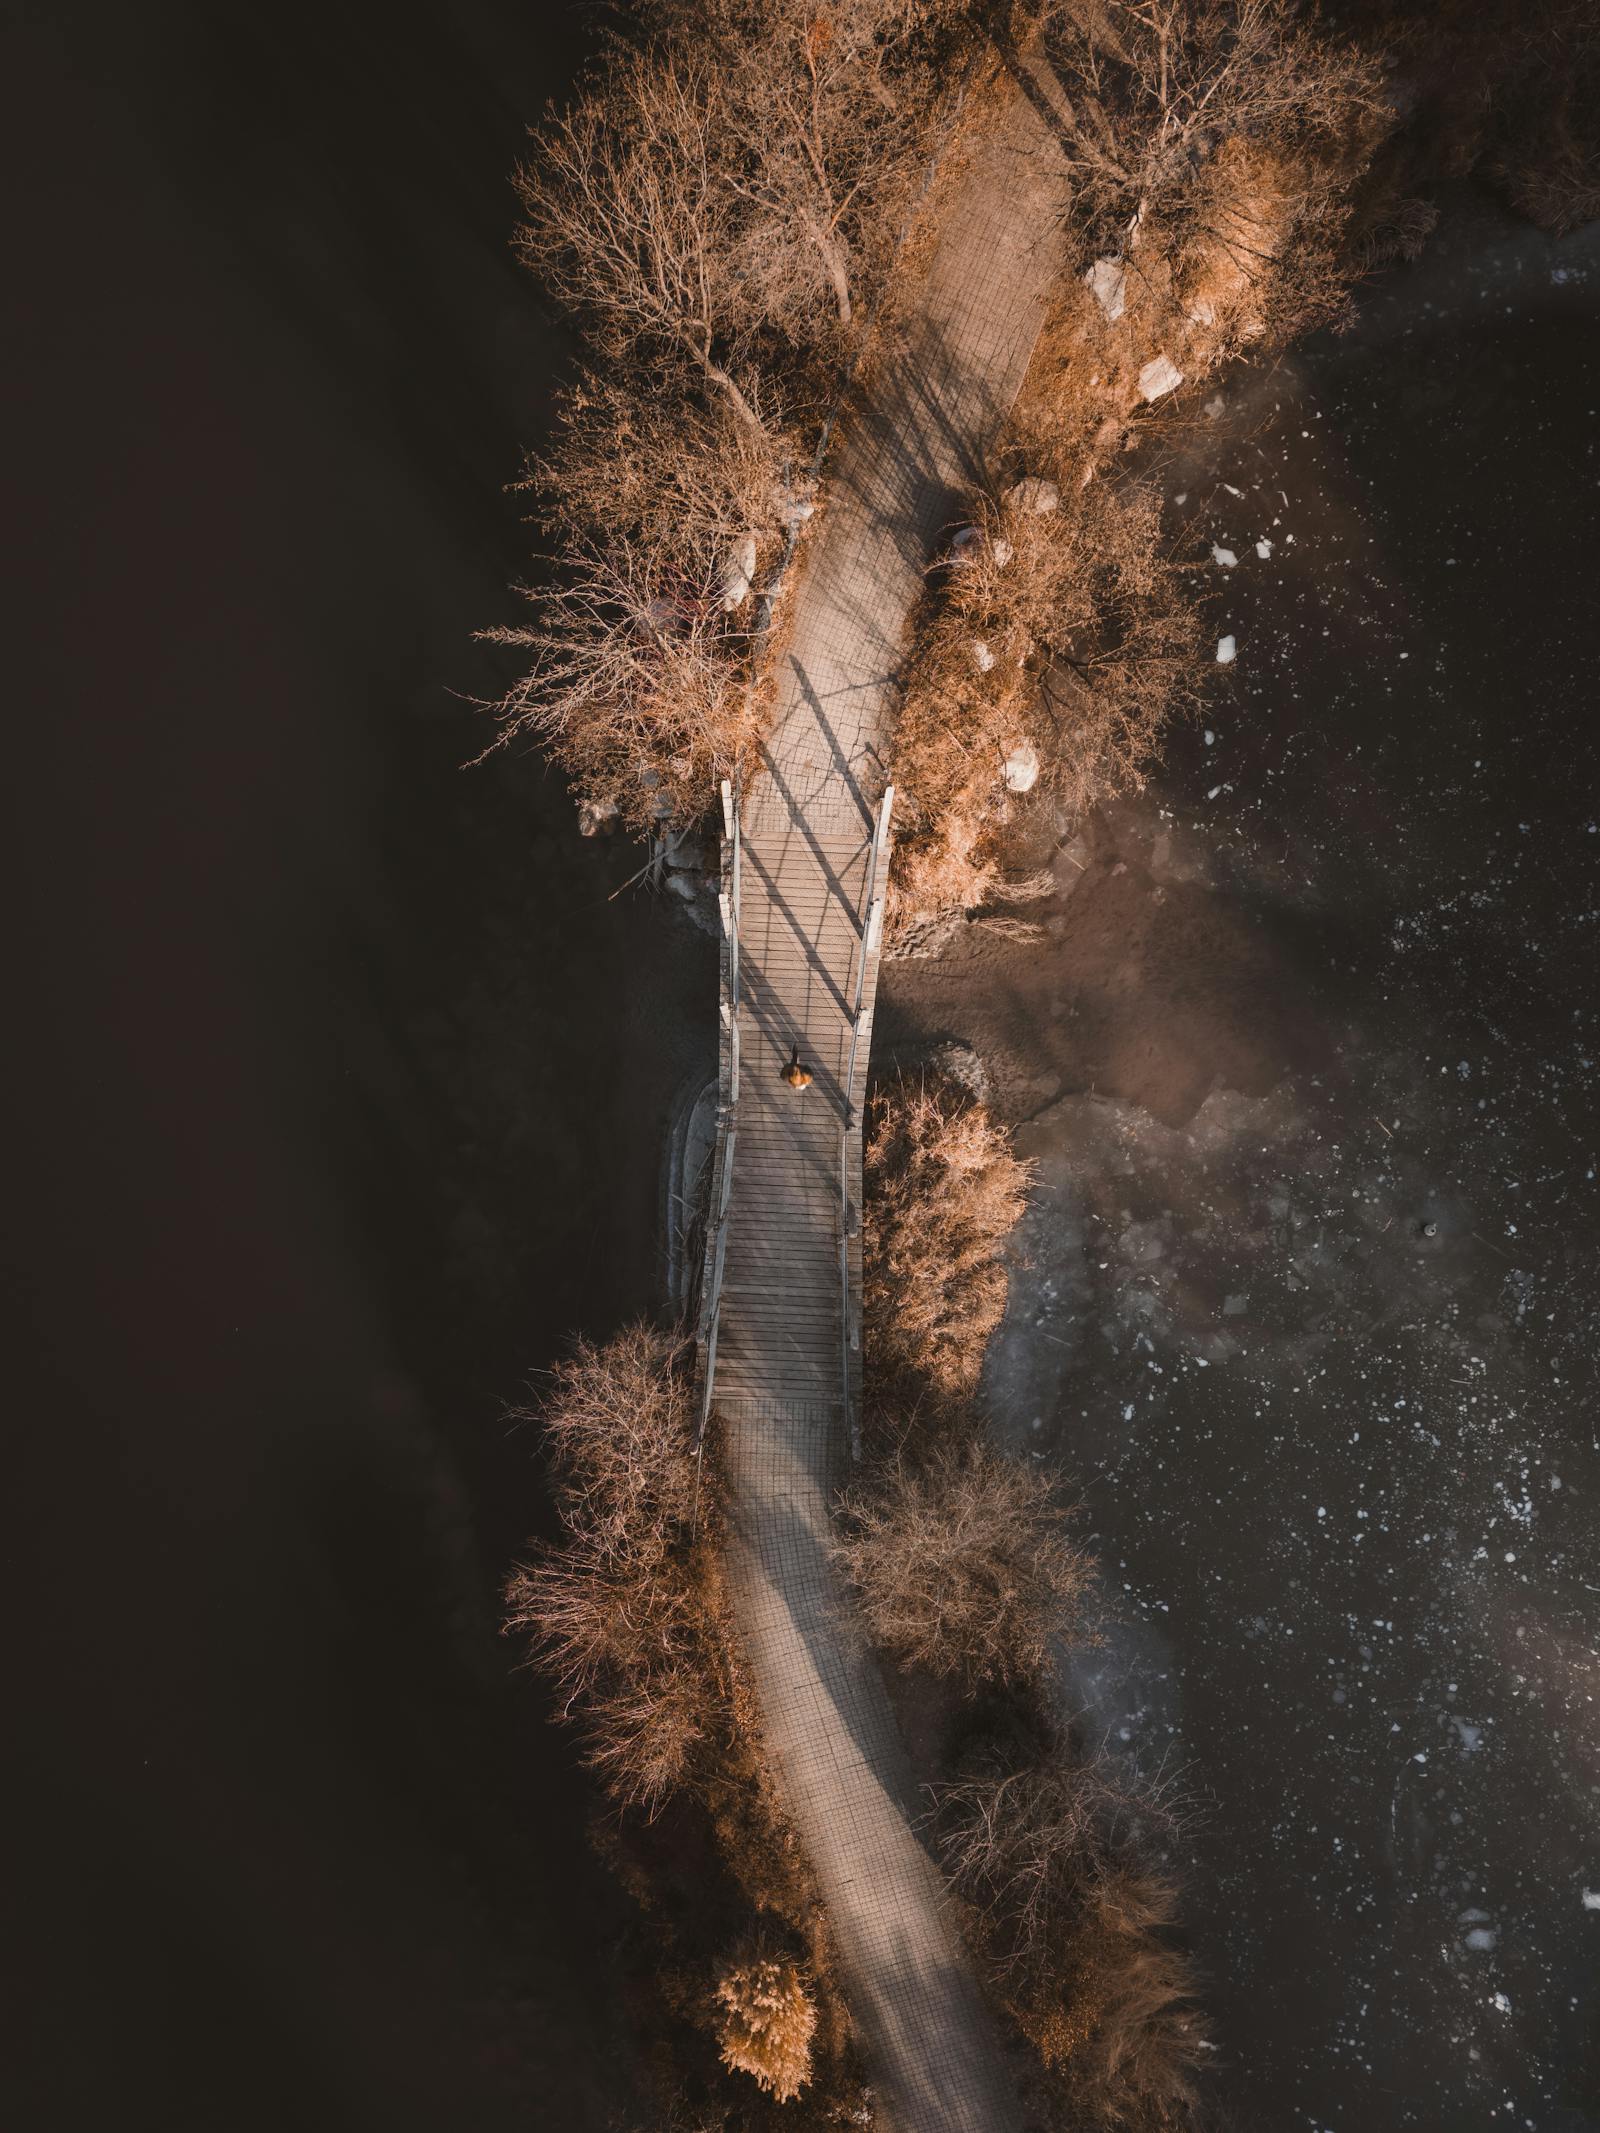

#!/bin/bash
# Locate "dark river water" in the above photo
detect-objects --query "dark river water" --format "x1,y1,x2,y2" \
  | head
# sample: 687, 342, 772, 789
10, 7, 1598, 2129
8, 4, 711, 2127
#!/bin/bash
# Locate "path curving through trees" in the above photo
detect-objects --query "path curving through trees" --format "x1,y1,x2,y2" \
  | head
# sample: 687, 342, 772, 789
703, 60, 1073, 2133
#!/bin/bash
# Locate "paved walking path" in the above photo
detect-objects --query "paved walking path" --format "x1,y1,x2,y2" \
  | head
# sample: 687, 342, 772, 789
708, 67, 1070, 2133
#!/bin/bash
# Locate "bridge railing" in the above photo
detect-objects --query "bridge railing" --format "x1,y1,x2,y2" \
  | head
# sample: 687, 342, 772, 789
695, 774, 743, 1454
838, 784, 894, 1459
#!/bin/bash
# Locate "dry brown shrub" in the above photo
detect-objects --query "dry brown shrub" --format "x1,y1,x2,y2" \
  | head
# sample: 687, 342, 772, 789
503, 1324, 730, 1809
1024, 0, 1389, 289
713, 1943, 819, 2100
537, 370, 801, 560
888, 473, 1201, 932
937, 1749, 1209, 2126
477, 527, 772, 831
863, 1075, 1032, 1414
477, 365, 810, 824
504, 1324, 829, 1957
835, 1440, 1095, 1685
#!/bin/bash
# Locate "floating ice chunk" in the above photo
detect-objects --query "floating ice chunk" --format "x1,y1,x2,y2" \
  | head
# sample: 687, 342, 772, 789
1465, 1927, 1497, 1951
1256, 538, 1274, 559
1138, 353, 1185, 402
1582, 1889, 1600, 1911
1002, 740, 1041, 794
1204, 395, 1226, 419
1216, 635, 1237, 664
1212, 545, 1238, 568
1203, 729, 1215, 746
1086, 257, 1126, 321
1491, 1992, 1512, 2013
1452, 1718, 1483, 1752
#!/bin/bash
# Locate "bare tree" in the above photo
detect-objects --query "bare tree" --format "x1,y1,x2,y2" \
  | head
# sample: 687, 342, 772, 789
476, 529, 768, 826
1029, 0, 1389, 252
674, 0, 962, 334
516, 45, 767, 432
835, 1441, 1096, 1686
532, 367, 797, 556
502, 1324, 733, 1810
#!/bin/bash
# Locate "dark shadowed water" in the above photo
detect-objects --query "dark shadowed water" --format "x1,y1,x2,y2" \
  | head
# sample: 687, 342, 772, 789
6, 4, 712, 2127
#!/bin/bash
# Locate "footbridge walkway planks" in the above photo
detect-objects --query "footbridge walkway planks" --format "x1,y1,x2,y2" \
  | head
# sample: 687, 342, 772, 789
697, 66, 1071, 2133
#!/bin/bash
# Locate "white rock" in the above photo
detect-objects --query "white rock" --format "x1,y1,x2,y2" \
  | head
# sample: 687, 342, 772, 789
577, 797, 620, 837
718, 533, 758, 611
947, 524, 981, 566
1085, 257, 1126, 321
990, 538, 1014, 569
1187, 297, 1217, 327
1212, 545, 1237, 568
1256, 537, 1274, 559
971, 640, 997, 673
1002, 741, 1040, 794
1216, 635, 1237, 665
1138, 354, 1185, 402
1007, 476, 1060, 516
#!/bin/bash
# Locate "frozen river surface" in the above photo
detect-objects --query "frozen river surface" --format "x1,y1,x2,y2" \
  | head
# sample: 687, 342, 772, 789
880, 200, 1600, 2132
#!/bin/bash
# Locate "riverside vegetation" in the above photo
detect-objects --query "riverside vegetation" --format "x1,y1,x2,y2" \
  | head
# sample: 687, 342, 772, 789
505, 1075, 1205, 2126
844, 1074, 1209, 2128
495, 1, 1599, 2124
483, 0, 1597, 899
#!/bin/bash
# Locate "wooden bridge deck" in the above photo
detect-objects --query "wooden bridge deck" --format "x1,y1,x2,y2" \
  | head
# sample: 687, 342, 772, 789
702, 64, 1072, 2133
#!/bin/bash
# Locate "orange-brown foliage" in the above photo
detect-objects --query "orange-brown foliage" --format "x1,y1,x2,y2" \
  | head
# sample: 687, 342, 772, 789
862, 1074, 1032, 1416
835, 1439, 1096, 1685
